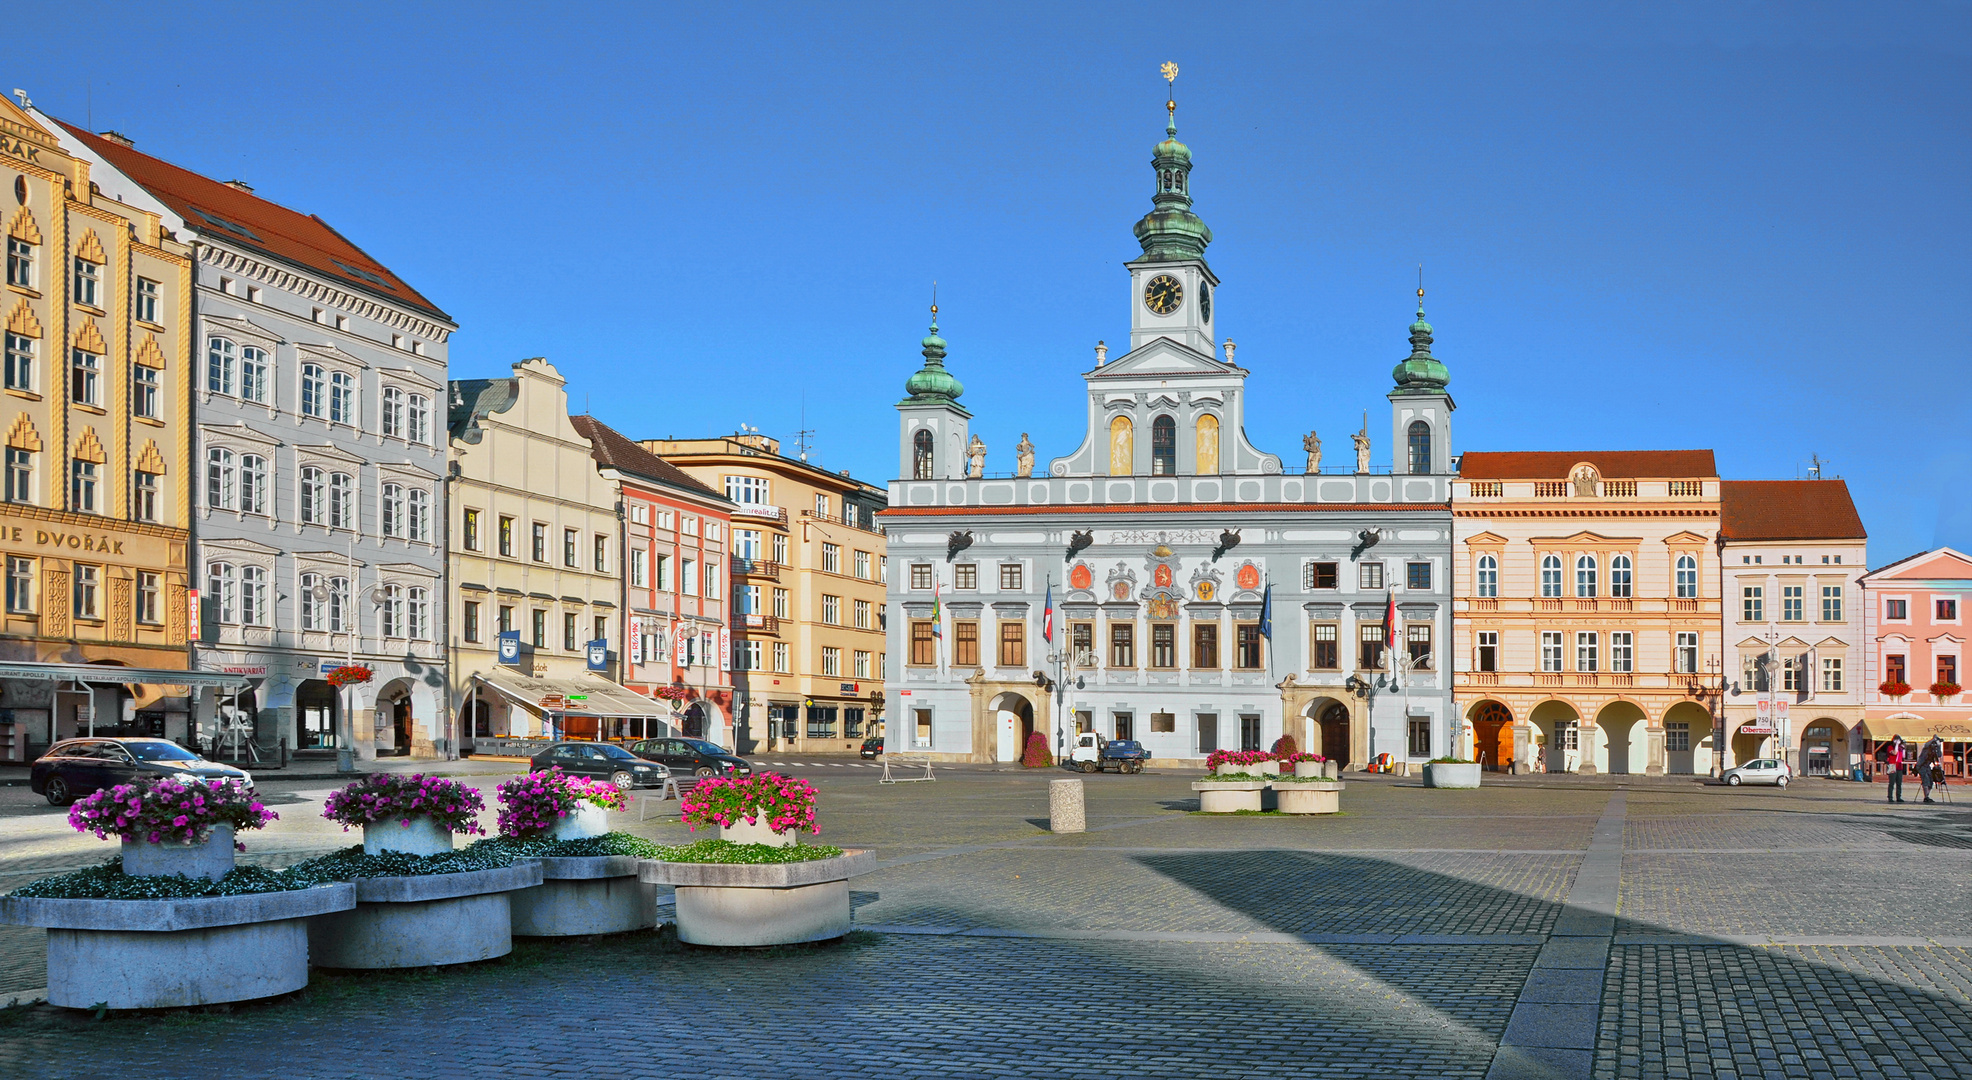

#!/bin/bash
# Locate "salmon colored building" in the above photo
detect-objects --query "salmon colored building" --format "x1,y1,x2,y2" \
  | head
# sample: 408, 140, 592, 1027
1453, 450, 1722, 774
1859, 547, 1971, 777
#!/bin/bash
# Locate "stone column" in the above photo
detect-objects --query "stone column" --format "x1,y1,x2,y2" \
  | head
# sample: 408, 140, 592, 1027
1577, 722, 1600, 775
1645, 724, 1666, 777
1512, 723, 1532, 775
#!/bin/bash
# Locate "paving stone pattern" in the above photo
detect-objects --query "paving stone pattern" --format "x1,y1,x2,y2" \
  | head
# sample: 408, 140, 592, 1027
0, 768, 1966, 1078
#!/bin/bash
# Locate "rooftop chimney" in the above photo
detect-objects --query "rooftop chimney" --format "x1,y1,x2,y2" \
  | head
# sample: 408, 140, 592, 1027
223, 179, 253, 193
97, 130, 135, 149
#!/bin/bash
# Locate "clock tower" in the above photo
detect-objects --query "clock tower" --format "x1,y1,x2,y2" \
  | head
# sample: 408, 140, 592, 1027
1127, 71, 1217, 357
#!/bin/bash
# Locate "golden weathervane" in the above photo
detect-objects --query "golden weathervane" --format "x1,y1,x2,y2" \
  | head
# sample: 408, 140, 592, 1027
1160, 61, 1179, 83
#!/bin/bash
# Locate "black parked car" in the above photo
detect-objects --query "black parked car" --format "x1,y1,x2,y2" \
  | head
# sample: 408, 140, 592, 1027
31, 738, 254, 806
528, 742, 672, 788
626, 737, 752, 778
859, 736, 884, 759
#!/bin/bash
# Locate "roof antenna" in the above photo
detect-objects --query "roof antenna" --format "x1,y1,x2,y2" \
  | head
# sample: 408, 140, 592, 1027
793, 395, 813, 462
1807, 453, 1823, 480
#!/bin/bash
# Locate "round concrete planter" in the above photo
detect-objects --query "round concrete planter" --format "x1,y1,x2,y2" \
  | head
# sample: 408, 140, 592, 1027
121, 823, 235, 881
548, 803, 611, 841
0, 884, 354, 1009
1293, 761, 1326, 779
509, 855, 654, 937
1211, 762, 1245, 777
1275, 782, 1343, 815
307, 862, 543, 969
1191, 780, 1266, 812
1255, 760, 1281, 776
640, 849, 875, 947
715, 817, 796, 847
362, 817, 457, 857
1424, 762, 1482, 789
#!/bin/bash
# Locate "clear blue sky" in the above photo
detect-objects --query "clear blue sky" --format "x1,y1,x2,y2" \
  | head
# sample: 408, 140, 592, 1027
12, 2, 1969, 561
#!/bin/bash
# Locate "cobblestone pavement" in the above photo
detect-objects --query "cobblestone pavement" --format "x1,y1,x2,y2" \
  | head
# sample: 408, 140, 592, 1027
0, 768, 1965, 1079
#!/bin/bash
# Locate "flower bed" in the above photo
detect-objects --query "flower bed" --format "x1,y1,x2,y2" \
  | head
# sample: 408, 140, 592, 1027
646, 839, 845, 864
299, 840, 541, 969
682, 773, 819, 845
1282, 752, 1328, 765
1204, 749, 1275, 771
10, 860, 321, 900
70, 777, 276, 850
496, 768, 628, 839
324, 774, 486, 836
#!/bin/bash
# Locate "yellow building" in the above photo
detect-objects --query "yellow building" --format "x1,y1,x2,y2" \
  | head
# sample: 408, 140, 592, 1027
0, 97, 196, 760
1453, 451, 1722, 775
640, 434, 887, 754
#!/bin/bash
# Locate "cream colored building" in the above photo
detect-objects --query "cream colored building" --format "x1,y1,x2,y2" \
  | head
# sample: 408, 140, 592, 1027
0, 97, 197, 760
640, 434, 887, 754
1453, 451, 1723, 775
450, 358, 663, 750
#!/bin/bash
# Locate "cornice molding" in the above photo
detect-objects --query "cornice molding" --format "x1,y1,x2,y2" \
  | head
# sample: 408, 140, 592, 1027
196, 242, 454, 341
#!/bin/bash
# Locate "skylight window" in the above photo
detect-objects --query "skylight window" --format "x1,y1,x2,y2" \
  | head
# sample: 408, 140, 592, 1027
186, 206, 261, 241
331, 260, 395, 290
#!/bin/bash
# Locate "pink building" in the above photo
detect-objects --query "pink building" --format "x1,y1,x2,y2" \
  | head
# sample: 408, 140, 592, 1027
1859, 547, 1971, 777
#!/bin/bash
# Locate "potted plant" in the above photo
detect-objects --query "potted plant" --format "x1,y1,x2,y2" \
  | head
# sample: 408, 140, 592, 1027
0, 777, 352, 1009
493, 770, 649, 937
681, 773, 819, 847
1880, 680, 1912, 700
1283, 752, 1329, 779
68, 776, 276, 880
323, 773, 487, 855
1195, 751, 1272, 811
1424, 757, 1482, 789
1930, 680, 1962, 703
641, 772, 873, 946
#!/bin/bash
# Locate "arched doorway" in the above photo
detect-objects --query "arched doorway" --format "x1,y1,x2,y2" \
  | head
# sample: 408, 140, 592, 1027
1469, 700, 1513, 771
373, 678, 415, 757
296, 679, 339, 751
1530, 699, 1582, 773
1800, 718, 1848, 777
683, 701, 707, 739
989, 692, 1035, 763
1662, 701, 1711, 775
1731, 723, 1772, 769
1311, 699, 1350, 764
1597, 700, 1647, 775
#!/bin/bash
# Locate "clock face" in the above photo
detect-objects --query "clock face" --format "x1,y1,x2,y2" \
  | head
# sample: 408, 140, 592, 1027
1144, 274, 1183, 315
1200, 281, 1212, 322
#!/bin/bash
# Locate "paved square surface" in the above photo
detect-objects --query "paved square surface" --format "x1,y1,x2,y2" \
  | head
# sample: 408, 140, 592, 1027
0, 764, 1966, 1078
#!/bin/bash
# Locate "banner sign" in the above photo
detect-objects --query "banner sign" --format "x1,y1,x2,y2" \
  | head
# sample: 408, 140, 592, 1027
586, 639, 609, 672
498, 631, 524, 668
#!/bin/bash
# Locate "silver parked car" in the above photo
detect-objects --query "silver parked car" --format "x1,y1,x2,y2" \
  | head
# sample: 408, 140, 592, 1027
1722, 757, 1792, 787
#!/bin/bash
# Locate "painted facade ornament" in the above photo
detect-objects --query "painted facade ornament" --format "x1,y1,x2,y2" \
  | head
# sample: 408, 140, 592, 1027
1068, 563, 1094, 591
1105, 563, 1138, 602
1148, 597, 1179, 620
1014, 433, 1035, 478
1303, 430, 1322, 473
1235, 563, 1261, 591
1188, 562, 1224, 603
1153, 563, 1174, 588
965, 435, 987, 478
1195, 580, 1216, 602
1572, 465, 1598, 497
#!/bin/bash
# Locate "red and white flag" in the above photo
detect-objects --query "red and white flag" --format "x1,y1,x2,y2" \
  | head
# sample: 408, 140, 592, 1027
1383, 591, 1397, 648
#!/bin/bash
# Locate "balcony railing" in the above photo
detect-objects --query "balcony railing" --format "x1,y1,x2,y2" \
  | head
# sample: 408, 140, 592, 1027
1468, 481, 1503, 497
732, 503, 787, 523
1470, 598, 1499, 611
801, 509, 884, 536
1672, 599, 1700, 612
730, 558, 781, 580
1534, 481, 1569, 497
1602, 480, 1638, 497
1536, 599, 1562, 612
731, 613, 780, 632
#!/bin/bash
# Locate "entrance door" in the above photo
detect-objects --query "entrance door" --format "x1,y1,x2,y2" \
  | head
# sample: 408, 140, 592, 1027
392, 699, 412, 755
1114, 712, 1133, 741
1318, 702, 1349, 762
997, 710, 1017, 762
1551, 721, 1577, 773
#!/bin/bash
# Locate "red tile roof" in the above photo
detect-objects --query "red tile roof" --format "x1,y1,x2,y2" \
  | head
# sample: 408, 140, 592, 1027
53, 119, 449, 320
569, 415, 726, 503
1719, 480, 1866, 541
1458, 450, 1717, 480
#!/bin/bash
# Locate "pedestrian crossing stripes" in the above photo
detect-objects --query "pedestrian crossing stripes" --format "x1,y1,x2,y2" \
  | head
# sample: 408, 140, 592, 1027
758, 761, 883, 768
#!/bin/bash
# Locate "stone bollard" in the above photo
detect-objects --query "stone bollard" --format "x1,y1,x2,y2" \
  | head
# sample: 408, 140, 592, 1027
1049, 778, 1086, 834
1323, 760, 1339, 780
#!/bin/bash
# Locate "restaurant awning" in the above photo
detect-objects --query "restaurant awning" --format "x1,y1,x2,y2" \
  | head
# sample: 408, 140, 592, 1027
0, 661, 254, 690
1859, 716, 1972, 743
468, 670, 671, 719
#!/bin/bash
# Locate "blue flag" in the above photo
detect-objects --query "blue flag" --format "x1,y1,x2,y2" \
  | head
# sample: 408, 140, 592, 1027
1259, 583, 1273, 639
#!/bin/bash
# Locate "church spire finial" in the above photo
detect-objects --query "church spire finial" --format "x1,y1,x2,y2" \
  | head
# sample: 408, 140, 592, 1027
1161, 61, 1179, 137
1133, 62, 1212, 263
903, 285, 962, 404
1392, 273, 1450, 393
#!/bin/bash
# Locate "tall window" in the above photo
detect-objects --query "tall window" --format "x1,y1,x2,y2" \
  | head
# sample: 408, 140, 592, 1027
1110, 623, 1134, 667
71, 349, 100, 405
240, 347, 268, 403
954, 563, 977, 590
1150, 415, 1177, 475
1742, 586, 1763, 622
563, 527, 578, 567
1782, 585, 1804, 622
136, 571, 159, 623
208, 338, 236, 395
382, 484, 404, 537
329, 371, 354, 423
1610, 554, 1633, 598
240, 566, 267, 626
999, 622, 1025, 667
1541, 555, 1563, 597
3, 332, 31, 391
1476, 554, 1498, 598
1675, 554, 1698, 598
564, 612, 578, 650
133, 471, 159, 522
1071, 622, 1094, 666
1150, 623, 1176, 668
854, 550, 871, 579
822, 543, 840, 573
821, 646, 841, 677
1576, 632, 1599, 672
71, 460, 97, 513
1309, 623, 1336, 669
300, 573, 324, 630
6, 556, 33, 613
407, 395, 431, 444
773, 641, 790, 673
593, 534, 608, 571
298, 467, 325, 524
1406, 624, 1432, 668
207, 562, 237, 624
239, 454, 266, 515
1610, 631, 1633, 673
72, 564, 98, 619
1675, 631, 1699, 674
301, 364, 326, 417
953, 621, 979, 666
854, 598, 871, 629
1575, 555, 1598, 598
135, 277, 160, 324
381, 387, 404, 438
821, 594, 840, 625
498, 515, 514, 556
1820, 657, 1843, 692
329, 472, 354, 529
132, 364, 160, 419
912, 429, 934, 479
1407, 420, 1431, 474
1197, 623, 1222, 668
5, 237, 32, 288
1541, 631, 1563, 672
207, 448, 237, 510
1000, 562, 1022, 590
1476, 630, 1497, 672
854, 650, 871, 679
73, 256, 101, 307
1821, 586, 1843, 622
910, 621, 936, 666
1359, 624, 1384, 669
408, 489, 429, 542
5, 447, 32, 503
531, 523, 547, 562
381, 585, 404, 638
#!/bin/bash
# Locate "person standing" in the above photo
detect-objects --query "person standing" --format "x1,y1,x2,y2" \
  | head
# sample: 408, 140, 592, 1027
1917, 735, 1946, 804
1886, 735, 1907, 804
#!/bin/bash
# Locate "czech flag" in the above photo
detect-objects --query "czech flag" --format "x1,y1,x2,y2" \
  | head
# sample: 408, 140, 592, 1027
1383, 590, 1397, 648
1043, 583, 1055, 644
